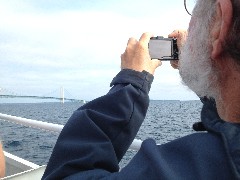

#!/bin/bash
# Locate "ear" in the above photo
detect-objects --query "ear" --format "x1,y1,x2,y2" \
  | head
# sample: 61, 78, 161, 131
211, 0, 233, 60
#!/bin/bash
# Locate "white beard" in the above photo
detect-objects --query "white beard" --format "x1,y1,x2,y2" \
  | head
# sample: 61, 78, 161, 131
179, 17, 219, 99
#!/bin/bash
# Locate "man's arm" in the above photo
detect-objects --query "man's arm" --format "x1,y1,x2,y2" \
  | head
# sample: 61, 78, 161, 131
42, 33, 160, 179
42, 69, 153, 179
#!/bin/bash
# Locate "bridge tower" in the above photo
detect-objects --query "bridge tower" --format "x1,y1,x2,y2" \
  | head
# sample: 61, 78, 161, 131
60, 87, 64, 104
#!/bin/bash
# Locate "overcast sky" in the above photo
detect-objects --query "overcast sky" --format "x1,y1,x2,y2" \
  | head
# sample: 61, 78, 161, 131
0, 0, 198, 101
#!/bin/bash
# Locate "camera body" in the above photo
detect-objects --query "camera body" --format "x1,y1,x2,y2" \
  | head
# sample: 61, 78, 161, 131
148, 36, 179, 61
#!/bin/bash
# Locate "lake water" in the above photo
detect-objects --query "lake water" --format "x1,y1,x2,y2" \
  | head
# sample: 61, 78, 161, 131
0, 100, 203, 167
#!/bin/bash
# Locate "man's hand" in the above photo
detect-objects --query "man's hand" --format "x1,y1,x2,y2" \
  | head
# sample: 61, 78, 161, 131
168, 30, 188, 69
121, 33, 161, 75
170, 60, 179, 69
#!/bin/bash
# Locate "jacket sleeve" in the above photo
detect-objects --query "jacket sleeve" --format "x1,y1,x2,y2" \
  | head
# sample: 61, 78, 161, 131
42, 69, 154, 179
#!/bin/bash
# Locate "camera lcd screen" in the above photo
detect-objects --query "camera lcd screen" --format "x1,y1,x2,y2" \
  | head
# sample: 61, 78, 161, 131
149, 39, 172, 60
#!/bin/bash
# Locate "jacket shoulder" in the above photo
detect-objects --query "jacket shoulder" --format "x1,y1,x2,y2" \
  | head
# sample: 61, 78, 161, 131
129, 133, 235, 179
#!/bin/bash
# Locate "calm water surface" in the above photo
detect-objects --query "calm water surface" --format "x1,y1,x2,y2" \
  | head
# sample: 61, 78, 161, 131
0, 100, 202, 166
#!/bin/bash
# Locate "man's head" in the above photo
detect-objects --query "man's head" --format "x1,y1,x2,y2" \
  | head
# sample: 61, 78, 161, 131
179, 0, 240, 100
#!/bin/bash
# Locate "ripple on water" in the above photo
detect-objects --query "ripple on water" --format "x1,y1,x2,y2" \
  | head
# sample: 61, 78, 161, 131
0, 100, 202, 166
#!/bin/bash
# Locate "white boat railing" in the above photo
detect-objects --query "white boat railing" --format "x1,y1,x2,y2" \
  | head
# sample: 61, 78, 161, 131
0, 113, 142, 151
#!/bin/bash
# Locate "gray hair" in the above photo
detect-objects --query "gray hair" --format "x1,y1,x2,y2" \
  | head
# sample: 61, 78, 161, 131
179, 0, 219, 99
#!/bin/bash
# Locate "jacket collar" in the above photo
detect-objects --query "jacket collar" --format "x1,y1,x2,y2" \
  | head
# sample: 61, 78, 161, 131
199, 97, 240, 177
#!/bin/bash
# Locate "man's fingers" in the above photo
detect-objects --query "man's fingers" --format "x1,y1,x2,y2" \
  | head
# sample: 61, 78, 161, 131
168, 30, 179, 38
170, 60, 179, 69
121, 32, 161, 74
168, 29, 187, 39
127, 37, 137, 46
152, 59, 162, 68
139, 32, 154, 47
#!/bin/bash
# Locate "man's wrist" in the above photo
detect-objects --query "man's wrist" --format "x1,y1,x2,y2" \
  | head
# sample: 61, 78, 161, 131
110, 69, 154, 93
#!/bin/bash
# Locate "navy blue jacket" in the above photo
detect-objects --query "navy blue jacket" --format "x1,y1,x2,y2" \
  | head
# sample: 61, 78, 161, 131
42, 69, 240, 179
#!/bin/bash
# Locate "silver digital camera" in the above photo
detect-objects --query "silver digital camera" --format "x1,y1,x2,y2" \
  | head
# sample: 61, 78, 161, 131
149, 36, 179, 60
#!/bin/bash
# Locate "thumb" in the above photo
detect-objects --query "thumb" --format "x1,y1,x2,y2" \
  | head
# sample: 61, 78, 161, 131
151, 59, 162, 74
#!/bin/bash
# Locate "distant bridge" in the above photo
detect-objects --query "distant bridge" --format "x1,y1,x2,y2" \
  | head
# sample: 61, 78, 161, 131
0, 87, 85, 103
0, 95, 83, 103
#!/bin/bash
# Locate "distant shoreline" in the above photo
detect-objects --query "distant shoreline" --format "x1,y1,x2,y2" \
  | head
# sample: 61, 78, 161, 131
0, 99, 200, 104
